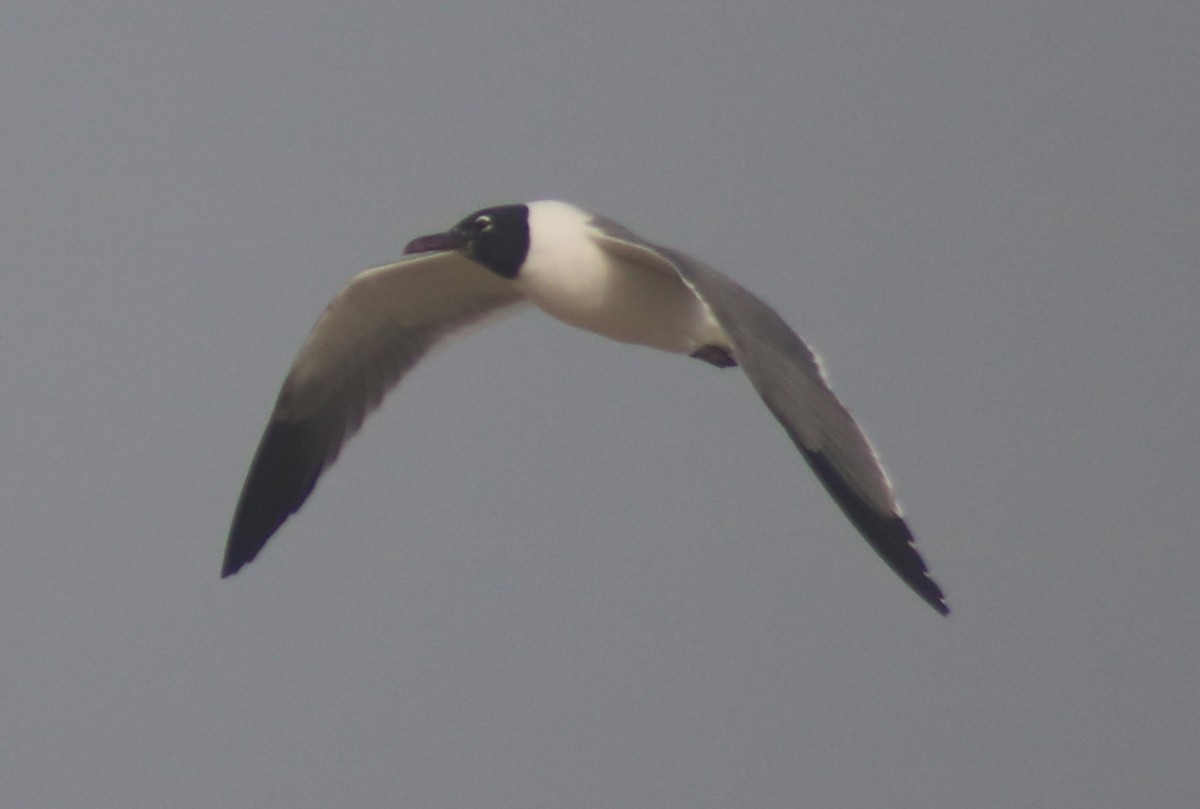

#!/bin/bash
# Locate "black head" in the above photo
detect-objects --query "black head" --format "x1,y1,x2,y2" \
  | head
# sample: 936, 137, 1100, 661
403, 204, 530, 279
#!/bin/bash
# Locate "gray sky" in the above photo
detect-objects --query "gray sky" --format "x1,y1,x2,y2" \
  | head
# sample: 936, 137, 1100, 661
3, 2, 1198, 807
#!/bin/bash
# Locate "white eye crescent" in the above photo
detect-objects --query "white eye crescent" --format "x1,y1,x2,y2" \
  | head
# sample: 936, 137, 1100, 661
474, 214, 494, 233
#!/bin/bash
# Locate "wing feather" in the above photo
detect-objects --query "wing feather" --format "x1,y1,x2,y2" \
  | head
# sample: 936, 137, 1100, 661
592, 221, 948, 614
223, 251, 525, 576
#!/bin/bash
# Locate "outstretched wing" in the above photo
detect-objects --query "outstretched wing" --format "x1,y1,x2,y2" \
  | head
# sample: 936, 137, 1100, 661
592, 219, 948, 614
224, 251, 526, 577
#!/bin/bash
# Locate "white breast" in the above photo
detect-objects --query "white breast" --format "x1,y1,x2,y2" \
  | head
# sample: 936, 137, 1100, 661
516, 200, 728, 356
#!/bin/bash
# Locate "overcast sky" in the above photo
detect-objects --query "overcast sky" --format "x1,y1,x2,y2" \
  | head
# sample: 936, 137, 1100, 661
3, 2, 1198, 807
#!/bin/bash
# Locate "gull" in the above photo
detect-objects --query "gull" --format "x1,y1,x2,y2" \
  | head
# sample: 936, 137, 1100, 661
223, 200, 948, 614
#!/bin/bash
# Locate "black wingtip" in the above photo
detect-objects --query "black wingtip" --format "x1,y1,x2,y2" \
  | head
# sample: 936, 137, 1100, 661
223, 416, 327, 580
219, 553, 244, 579
857, 512, 949, 616
221, 532, 252, 579
221, 522, 265, 579
801, 448, 949, 615
931, 591, 951, 617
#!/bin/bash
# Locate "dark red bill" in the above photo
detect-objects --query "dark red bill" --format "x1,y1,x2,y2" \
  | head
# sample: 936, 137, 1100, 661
402, 230, 465, 254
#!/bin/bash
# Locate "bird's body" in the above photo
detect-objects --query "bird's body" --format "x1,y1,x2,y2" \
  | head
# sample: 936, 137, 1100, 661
224, 200, 949, 615
515, 201, 728, 356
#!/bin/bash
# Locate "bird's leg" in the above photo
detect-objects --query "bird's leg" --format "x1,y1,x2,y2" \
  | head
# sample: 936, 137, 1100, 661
690, 345, 738, 368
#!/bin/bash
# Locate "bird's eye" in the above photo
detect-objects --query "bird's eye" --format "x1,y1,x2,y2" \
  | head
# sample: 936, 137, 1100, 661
474, 214, 494, 233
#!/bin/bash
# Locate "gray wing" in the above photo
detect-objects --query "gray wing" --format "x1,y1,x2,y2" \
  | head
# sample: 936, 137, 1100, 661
592, 218, 948, 615
223, 251, 526, 577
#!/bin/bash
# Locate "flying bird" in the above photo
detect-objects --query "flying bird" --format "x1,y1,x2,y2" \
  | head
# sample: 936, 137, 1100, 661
224, 200, 948, 614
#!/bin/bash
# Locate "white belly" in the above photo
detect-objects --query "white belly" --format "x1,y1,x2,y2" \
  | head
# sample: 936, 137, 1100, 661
515, 201, 729, 355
